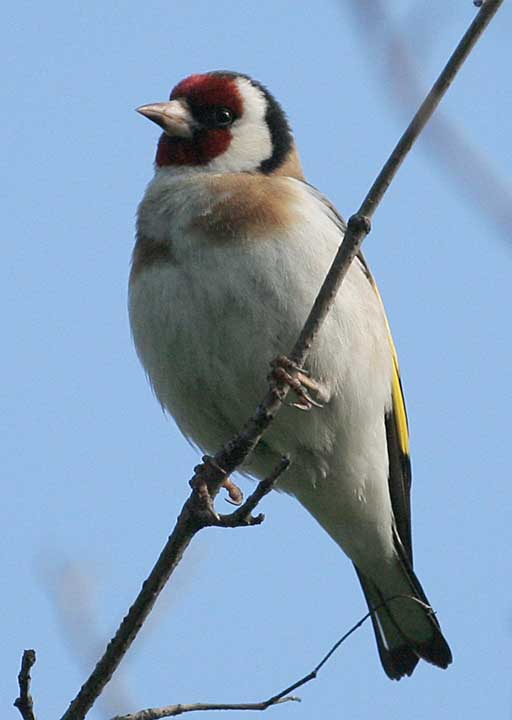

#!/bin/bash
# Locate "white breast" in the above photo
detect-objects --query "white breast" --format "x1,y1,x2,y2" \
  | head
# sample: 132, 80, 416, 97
129, 170, 396, 569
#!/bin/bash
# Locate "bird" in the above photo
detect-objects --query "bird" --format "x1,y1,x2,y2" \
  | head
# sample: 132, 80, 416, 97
129, 70, 452, 680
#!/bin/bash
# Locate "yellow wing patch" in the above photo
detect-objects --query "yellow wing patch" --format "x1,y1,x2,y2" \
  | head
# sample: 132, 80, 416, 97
357, 255, 410, 456
391, 356, 410, 456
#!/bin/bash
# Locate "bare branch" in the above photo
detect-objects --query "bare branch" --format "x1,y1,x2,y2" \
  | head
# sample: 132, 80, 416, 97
354, 0, 504, 220
14, 650, 37, 720
110, 697, 299, 720
346, 0, 512, 242
59, 457, 289, 720
55, 3, 503, 719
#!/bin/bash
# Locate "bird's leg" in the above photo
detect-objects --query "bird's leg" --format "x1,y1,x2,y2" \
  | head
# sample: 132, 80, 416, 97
269, 355, 325, 411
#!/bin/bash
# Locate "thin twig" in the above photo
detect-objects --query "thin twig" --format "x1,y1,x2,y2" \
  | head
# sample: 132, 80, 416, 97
110, 696, 299, 720
110, 596, 425, 720
58, 3, 503, 719
346, 0, 512, 242
14, 650, 37, 720
354, 0, 504, 220
252, 594, 427, 708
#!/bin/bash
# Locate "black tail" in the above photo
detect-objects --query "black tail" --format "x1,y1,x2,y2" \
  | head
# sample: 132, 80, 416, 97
355, 557, 452, 680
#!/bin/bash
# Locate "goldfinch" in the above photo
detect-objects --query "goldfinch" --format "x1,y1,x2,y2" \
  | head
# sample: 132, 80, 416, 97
129, 71, 452, 679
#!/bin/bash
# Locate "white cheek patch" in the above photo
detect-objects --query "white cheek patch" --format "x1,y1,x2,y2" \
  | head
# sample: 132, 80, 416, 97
208, 77, 273, 173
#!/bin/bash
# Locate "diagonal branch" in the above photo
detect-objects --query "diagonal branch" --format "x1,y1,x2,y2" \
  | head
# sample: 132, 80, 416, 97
346, 0, 512, 243
52, 3, 503, 719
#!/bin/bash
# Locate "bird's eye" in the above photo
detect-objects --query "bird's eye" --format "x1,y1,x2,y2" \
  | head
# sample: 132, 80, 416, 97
212, 107, 234, 128
189, 104, 236, 130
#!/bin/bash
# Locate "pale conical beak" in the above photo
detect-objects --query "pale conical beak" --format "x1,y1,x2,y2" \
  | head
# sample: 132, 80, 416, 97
136, 100, 195, 138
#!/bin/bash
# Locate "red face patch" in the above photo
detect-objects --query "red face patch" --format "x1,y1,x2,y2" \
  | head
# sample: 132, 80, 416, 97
170, 73, 243, 117
156, 129, 231, 167
155, 73, 243, 168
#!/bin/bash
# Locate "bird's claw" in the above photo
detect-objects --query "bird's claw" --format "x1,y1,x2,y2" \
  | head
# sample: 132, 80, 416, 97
271, 355, 310, 376
270, 356, 324, 411
223, 478, 244, 506
190, 457, 243, 513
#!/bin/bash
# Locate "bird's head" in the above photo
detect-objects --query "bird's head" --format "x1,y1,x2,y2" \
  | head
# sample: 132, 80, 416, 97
137, 71, 303, 178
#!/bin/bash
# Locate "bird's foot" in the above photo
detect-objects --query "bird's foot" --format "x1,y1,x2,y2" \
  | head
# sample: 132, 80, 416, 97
189, 456, 289, 530
191, 456, 244, 507
269, 355, 324, 411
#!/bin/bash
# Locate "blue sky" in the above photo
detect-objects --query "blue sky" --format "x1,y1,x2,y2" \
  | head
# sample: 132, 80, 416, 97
3, 2, 511, 719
